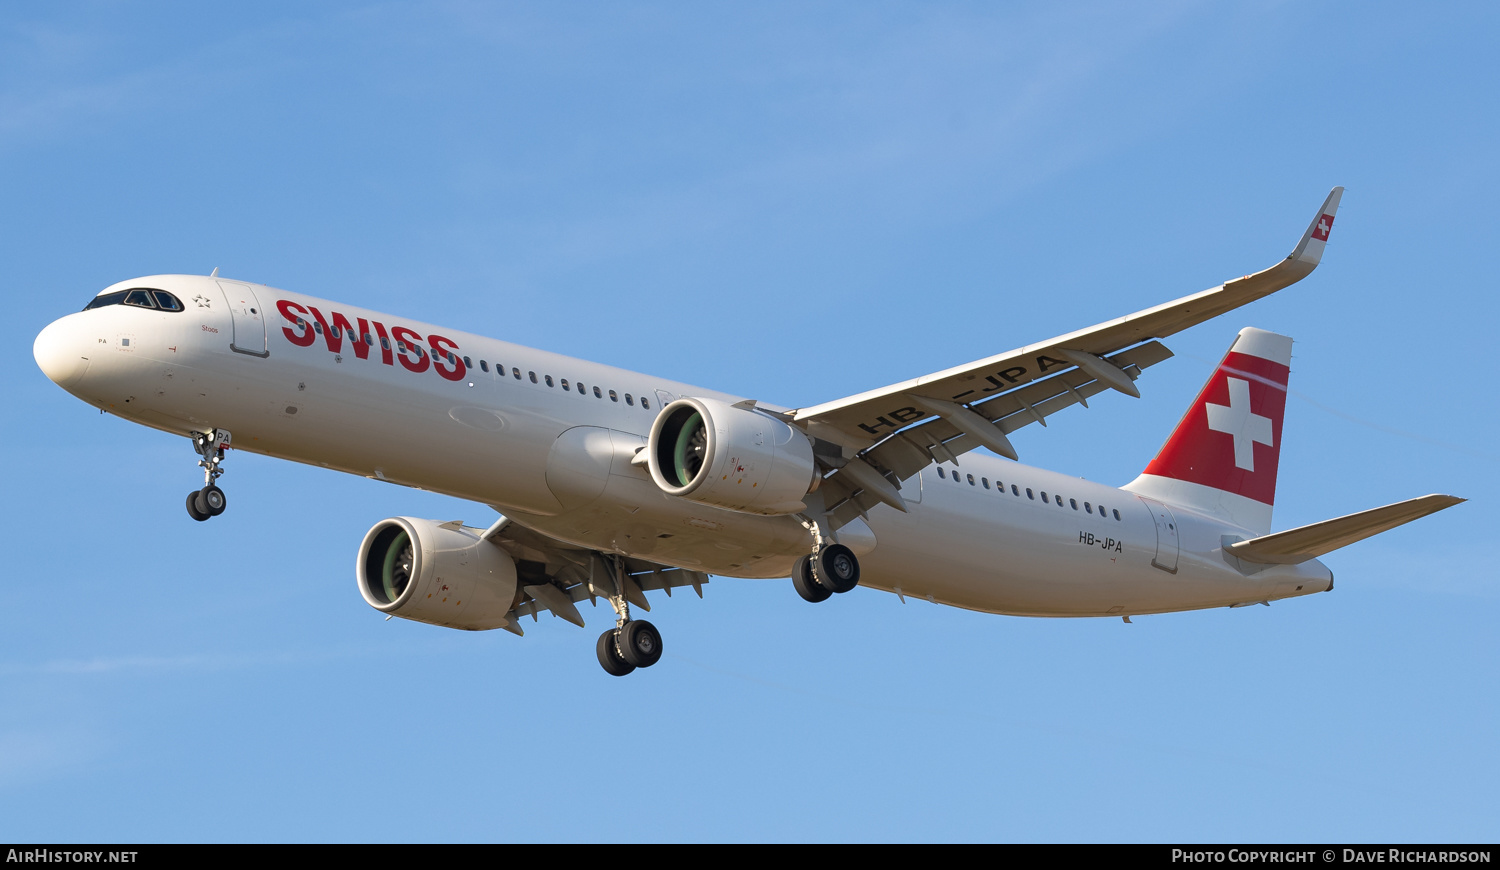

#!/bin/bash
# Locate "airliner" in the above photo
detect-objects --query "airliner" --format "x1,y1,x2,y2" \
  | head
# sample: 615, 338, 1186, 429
32, 187, 1461, 675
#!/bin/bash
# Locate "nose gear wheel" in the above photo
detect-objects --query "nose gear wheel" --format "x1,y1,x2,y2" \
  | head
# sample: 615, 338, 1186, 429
184, 429, 232, 521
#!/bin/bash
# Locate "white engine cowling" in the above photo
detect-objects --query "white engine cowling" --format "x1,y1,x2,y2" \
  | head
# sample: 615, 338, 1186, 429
646, 397, 819, 516
356, 517, 519, 631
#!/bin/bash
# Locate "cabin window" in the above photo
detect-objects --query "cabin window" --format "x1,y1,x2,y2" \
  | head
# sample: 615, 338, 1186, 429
480, 360, 489, 373
463, 356, 472, 368
512, 368, 521, 379
937, 468, 946, 479
609, 390, 619, 402
577, 382, 587, 395
1113, 509, 1121, 521
626, 394, 634, 406
982, 478, 989, 489
641, 397, 650, 410
380, 337, 390, 350
594, 386, 602, 398
545, 375, 554, 387
331, 326, 342, 339
1070, 498, 1078, 510
364, 334, 373, 346
313, 321, 324, 334
1026, 488, 1034, 500
529, 371, 538, 383
1011, 485, 1019, 496
561, 379, 569, 390
967, 474, 975, 486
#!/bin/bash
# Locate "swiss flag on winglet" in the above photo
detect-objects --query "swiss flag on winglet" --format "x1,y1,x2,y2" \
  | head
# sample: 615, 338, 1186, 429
1142, 331, 1291, 506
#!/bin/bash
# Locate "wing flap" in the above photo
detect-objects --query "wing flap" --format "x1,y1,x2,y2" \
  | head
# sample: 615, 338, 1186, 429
481, 514, 712, 631
814, 343, 1171, 528
1226, 494, 1464, 565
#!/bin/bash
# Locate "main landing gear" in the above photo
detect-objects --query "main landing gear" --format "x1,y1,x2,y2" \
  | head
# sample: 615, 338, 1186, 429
597, 620, 662, 677
594, 555, 664, 677
185, 429, 231, 522
791, 519, 861, 603
792, 544, 861, 602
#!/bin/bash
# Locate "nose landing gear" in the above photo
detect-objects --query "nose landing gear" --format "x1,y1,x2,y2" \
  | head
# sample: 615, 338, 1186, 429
185, 429, 231, 522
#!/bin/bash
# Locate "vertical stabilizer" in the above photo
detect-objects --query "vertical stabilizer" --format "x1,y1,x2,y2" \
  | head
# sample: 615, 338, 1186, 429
1123, 328, 1291, 535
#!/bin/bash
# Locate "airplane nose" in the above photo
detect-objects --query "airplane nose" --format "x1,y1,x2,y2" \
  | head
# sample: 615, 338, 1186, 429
34, 315, 93, 389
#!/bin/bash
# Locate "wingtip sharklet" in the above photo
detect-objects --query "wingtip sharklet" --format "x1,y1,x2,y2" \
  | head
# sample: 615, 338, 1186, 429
1287, 186, 1344, 268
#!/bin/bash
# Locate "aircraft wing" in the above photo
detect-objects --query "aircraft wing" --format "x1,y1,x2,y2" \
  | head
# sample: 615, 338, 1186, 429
480, 512, 709, 635
794, 188, 1343, 527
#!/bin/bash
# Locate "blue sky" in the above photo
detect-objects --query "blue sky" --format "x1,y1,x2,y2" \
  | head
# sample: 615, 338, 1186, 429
2, 2, 1496, 842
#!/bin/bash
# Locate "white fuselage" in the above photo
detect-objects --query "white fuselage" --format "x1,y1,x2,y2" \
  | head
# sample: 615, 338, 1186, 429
34, 274, 1333, 619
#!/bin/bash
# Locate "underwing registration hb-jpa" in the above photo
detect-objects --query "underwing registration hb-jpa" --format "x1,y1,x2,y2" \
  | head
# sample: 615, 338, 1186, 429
33, 187, 1461, 675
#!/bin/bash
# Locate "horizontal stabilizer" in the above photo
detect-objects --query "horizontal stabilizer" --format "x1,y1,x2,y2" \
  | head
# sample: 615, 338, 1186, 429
1226, 494, 1463, 565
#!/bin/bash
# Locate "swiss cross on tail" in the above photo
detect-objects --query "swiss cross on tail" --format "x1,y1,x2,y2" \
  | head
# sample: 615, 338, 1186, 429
1205, 378, 1274, 471
1141, 328, 1292, 506
1312, 213, 1335, 241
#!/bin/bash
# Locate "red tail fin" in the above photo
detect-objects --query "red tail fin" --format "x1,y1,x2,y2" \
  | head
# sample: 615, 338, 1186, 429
1125, 328, 1291, 534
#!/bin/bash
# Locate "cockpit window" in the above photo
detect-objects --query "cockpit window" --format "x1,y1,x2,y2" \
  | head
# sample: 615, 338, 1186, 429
82, 288, 184, 313
83, 291, 127, 311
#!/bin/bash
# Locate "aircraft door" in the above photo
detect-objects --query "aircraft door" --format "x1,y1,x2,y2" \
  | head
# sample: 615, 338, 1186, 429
1140, 497, 1180, 573
217, 281, 269, 357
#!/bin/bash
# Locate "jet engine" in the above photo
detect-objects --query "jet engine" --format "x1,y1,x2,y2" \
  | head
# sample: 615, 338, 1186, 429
356, 517, 518, 631
646, 397, 819, 515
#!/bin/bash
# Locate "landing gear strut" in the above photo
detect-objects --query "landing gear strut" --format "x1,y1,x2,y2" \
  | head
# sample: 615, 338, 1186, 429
594, 555, 664, 676
792, 517, 861, 602
185, 429, 231, 522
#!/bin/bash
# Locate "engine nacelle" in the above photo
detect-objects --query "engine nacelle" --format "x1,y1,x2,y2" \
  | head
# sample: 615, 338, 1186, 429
647, 397, 819, 516
356, 517, 518, 631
